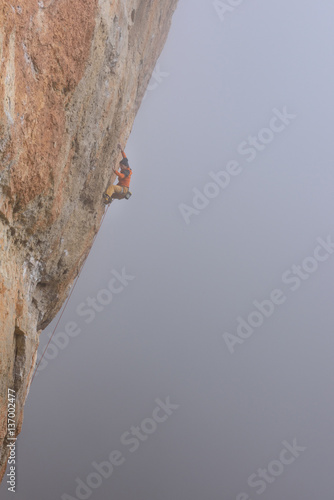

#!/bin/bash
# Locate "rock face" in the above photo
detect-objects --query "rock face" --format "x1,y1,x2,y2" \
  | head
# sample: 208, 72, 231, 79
0, 0, 178, 481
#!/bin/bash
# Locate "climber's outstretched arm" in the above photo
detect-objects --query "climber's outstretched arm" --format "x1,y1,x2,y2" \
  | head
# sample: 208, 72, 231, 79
118, 143, 127, 159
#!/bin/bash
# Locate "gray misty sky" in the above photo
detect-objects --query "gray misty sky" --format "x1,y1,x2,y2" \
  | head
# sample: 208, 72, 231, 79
2, 0, 334, 498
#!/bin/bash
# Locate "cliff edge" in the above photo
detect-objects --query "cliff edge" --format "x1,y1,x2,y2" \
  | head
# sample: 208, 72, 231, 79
0, 0, 178, 481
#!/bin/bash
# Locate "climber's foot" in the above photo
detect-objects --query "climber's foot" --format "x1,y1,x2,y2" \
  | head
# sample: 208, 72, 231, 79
103, 194, 112, 205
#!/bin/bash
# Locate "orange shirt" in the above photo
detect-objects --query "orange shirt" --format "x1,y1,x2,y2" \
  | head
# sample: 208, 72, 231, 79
115, 168, 132, 188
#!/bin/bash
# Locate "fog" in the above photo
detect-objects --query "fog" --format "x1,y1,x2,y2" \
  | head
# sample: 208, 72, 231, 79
2, 0, 334, 498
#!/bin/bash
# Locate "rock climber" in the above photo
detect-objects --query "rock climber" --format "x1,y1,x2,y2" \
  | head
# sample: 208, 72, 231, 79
103, 144, 132, 204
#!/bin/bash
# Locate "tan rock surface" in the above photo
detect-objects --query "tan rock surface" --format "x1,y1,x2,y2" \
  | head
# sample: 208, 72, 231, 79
0, 0, 178, 481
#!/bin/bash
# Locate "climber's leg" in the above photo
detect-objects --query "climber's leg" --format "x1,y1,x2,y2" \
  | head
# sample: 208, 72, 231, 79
105, 184, 123, 198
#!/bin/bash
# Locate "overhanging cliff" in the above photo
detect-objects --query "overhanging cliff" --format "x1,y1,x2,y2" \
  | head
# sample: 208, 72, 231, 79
0, 0, 178, 481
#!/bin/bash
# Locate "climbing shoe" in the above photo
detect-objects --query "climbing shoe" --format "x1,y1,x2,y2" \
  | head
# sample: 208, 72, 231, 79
103, 193, 112, 205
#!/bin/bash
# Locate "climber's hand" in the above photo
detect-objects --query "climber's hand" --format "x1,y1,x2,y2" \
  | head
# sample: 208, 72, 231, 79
117, 143, 122, 150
